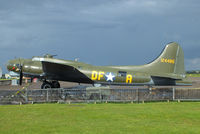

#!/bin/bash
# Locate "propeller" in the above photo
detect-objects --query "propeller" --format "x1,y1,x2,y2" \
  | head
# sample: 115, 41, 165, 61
19, 66, 23, 85
19, 58, 23, 85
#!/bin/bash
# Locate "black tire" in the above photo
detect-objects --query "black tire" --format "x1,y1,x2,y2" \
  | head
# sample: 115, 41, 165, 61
41, 82, 53, 89
52, 81, 60, 88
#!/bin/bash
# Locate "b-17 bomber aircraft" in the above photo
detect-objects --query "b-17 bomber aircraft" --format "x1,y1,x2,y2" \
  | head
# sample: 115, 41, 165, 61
7, 42, 191, 89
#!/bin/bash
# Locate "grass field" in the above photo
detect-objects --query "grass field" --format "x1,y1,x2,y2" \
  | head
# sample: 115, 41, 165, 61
0, 102, 200, 134
187, 74, 200, 77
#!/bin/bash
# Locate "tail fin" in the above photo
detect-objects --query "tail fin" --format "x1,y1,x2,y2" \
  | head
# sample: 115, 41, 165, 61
145, 42, 185, 78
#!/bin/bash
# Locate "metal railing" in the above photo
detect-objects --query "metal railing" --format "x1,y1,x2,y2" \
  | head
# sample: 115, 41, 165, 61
1, 87, 200, 104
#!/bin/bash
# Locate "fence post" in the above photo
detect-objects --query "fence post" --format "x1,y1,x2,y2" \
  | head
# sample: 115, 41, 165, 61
173, 87, 175, 101
137, 88, 139, 103
25, 87, 28, 103
99, 89, 101, 102
46, 89, 49, 102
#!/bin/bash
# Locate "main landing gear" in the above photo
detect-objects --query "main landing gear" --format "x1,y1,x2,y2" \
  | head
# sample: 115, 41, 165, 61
41, 80, 60, 89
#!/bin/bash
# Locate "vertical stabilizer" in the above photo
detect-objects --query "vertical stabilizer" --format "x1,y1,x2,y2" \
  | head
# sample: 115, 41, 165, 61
145, 42, 185, 77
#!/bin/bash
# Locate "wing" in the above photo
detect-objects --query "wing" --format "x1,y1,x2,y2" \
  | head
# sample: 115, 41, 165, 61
42, 61, 94, 84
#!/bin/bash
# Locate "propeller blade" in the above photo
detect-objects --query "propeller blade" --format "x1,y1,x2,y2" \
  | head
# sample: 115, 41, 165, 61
19, 65, 23, 85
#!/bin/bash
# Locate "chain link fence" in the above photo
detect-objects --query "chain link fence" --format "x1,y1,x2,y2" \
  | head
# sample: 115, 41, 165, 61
1, 86, 200, 104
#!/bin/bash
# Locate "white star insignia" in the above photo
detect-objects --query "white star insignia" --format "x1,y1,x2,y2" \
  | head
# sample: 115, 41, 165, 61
105, 72, 115, 82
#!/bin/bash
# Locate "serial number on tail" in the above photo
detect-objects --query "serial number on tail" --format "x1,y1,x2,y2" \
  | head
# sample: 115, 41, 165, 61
161, 58, 175, 64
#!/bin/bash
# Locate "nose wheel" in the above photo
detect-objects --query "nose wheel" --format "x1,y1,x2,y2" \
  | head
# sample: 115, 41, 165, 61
41, 81, 60, 89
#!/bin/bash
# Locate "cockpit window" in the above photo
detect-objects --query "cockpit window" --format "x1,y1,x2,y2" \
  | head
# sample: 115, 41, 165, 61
16, 64, 20, 68
32, 57, 44, 61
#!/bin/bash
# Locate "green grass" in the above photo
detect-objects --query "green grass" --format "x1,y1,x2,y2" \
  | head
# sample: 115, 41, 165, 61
187, 73, 200, 77
0, 102, 200, 134
0, 79, 12, 81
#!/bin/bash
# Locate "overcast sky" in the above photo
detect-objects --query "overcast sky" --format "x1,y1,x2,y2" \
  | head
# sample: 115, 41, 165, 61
0, 0, 200, 72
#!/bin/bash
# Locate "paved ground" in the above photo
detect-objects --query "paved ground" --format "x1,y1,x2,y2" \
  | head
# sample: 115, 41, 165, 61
189, 77, 200, 87
0, 81, 80, 90
0, 77, 200, 90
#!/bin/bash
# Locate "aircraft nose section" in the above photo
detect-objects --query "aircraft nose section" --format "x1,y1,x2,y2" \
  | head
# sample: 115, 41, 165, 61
6, 59, 20, 72
6, 60, 15, 71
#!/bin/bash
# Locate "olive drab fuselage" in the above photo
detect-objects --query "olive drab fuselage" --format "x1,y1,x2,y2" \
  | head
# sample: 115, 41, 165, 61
7, 58, 151, 85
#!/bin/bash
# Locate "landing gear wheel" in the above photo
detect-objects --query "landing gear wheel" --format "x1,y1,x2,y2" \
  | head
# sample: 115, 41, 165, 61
52, 81, 60, 88
41, 82, 53, 89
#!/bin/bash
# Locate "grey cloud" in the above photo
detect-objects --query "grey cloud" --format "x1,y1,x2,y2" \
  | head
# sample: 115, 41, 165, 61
0, 0, 200, 72
186, 58, 200, 70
